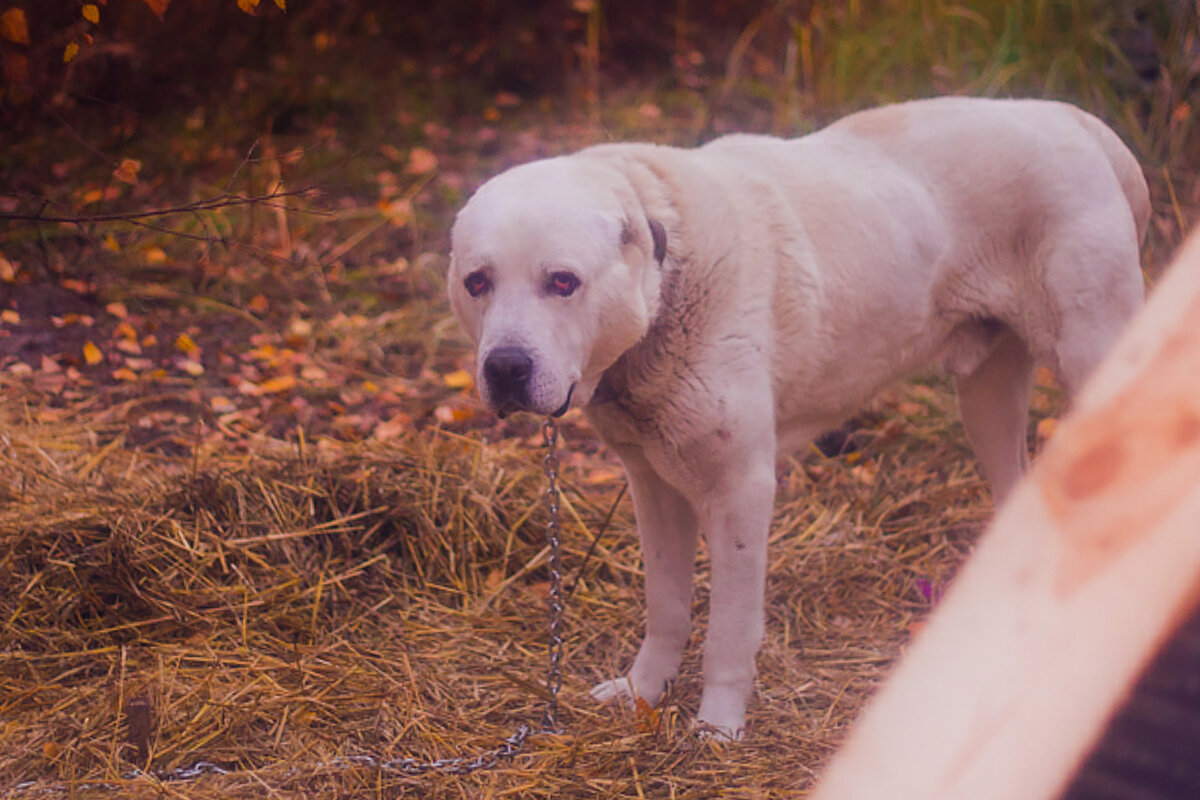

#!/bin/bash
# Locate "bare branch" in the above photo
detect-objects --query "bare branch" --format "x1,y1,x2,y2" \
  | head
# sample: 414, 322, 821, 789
0, 188, 329, 225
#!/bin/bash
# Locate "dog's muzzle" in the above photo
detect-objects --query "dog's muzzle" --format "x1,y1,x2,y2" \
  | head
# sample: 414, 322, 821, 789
484, 346, 533, 418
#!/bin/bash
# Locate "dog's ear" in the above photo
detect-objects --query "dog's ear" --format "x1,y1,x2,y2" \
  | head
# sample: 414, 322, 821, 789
647, 218, 667, 265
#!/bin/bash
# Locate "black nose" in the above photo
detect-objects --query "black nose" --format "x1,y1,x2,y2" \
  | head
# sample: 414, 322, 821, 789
483, 346, 533, 410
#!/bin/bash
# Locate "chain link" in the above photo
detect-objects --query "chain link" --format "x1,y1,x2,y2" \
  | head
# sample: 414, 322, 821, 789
7, 419, 568, 795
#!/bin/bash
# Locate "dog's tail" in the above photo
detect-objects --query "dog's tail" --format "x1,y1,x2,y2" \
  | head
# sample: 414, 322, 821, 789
1073, 107, 1152, 245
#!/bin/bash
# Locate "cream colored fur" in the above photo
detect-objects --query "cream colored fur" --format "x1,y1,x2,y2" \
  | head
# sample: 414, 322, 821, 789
448, 97, 1149, 739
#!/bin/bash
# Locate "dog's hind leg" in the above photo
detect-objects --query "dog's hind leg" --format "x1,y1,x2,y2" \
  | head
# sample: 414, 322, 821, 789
954, 328, 1035, 503
591, 458, 698, 708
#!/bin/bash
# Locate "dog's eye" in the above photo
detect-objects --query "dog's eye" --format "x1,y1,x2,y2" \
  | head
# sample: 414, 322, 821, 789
548, 271, 580, 297
464, 271, 492, 298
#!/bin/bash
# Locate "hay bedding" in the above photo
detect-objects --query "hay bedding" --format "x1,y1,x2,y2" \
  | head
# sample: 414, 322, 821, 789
0, 382, 999, 799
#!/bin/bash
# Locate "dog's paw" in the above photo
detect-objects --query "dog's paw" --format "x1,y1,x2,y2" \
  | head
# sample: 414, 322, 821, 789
590, 676, 638, 706
695, 688, 747, 742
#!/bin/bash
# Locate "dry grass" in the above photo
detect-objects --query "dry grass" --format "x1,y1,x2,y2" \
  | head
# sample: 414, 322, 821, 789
0, 377, 1001, 799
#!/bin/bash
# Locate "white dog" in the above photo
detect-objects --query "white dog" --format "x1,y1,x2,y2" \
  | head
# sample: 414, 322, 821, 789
447, 97, 1149, 739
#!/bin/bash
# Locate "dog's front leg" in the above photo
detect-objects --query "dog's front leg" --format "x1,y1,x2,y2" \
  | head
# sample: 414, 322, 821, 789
695, 456, 776, 740
592, 457, 698, 707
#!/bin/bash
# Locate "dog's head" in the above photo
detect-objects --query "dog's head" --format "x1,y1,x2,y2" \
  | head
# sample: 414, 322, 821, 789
448, 156, 666, 418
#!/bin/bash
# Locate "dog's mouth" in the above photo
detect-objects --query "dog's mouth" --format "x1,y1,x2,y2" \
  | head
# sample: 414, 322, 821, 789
550, 384, 575, 418
494, 384, 574, 420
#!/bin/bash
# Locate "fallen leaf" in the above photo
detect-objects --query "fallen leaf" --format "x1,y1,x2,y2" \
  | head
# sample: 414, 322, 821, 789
405, 147, 438, 175
258, 374, 297, 394
63, 42, 80, 64
42, 740, 61, 760
434, 404, 474, 424
442, 369, 474, 390
247, 294, 269, 314
40, 356, 61, 374
0, 8, 29, 45
113, 158, 141, 185
210, 396, 237, 413
1, 310, 19, 324
111, 367, 138, 382
106, 301, 128, 319
1036, 417, 1058, 442
144, 246, 168, 264
176, 359, 204, 376
140, 0, 170, 20
174, 333, 197, 354
82, 4, 100, 24
0, 255, 15, 282
83, 341, 103, 365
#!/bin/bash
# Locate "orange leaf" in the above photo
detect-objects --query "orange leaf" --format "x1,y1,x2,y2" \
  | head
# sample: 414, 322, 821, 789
273, 0, 285, 8
258, 374, 297, 394
247, 294, 269, 314
634, 696, 661, 734
83, 341, 103, 365
113, 158, 141, 185
174, 333, 197, 354
1, 309, 19, 325
106, 301, 128, 319
140, 0, 169, 19
0, 8, 30, 45
82, 4, 100, 24
42, 740, 61, 760
237, 0, 260, 13
63, 42, 80, 63
111, 367, 138, 382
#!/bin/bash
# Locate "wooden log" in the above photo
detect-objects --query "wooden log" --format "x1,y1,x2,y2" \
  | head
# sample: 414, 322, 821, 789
811, 228, 1200, 800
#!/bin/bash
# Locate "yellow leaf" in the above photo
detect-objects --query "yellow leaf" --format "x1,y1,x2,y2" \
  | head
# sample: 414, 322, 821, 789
237, 0, 260, 12
210, 395, 237, 413
141, 0, 169, 20
174, 333, 197, 354
64, 42, 80, 64
442, 369, 473, 390
83, 341, 103, 365
113, 158, 141, 185
82, 4, 100, 24
273, 0, 285, 8
0, 8, 29, 45
101, 234, 120, 252
258, 374, 297, 394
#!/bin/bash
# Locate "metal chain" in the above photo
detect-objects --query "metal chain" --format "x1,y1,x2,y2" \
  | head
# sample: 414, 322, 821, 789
541, 416, 565, 734
7, 419, 567, 795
